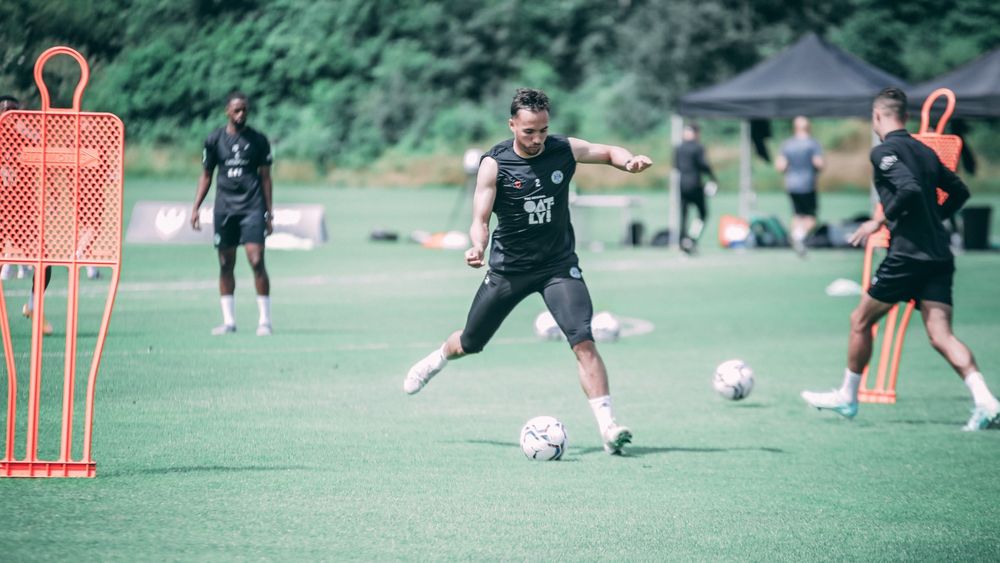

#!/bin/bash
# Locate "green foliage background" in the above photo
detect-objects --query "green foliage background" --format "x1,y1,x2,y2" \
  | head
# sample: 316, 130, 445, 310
1, 0, 998, 169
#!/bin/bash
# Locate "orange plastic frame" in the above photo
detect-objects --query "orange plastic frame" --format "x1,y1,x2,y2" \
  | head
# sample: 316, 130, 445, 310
0, 46, 124, 477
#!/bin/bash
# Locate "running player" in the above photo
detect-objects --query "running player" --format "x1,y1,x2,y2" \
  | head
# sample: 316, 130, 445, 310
191, 91, 274, 336
801, 88, 1000, 430
403, 89, 653, 454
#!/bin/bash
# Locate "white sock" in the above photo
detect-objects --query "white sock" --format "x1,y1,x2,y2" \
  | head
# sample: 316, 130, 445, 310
220, 295, 236, 327
26, 290, 35, 312
840, 369, 862, 402
588, 395, 616, 434
256, 295, 271, 326
964, 372, 999, 408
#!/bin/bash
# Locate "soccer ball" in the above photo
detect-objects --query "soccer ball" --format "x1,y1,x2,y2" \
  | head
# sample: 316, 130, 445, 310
533, 311, 563, 340
519, 416, 568, 461
592, 311, 621, 342
713, 359, 754, 400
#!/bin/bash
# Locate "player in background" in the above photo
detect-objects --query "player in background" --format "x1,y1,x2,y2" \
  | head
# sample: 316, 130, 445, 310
0, 95, 53, 335
802, 88, 1000, 431
673, 122, 717, 255
775, 116, 824, 256
191, 91, 274, 336
403, 88, 653, 454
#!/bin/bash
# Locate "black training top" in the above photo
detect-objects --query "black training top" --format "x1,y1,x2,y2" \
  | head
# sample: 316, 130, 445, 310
484, 135, 578, 274
674, 140, 715, 192
203, 126, 272, 215
870, 129, 970, 262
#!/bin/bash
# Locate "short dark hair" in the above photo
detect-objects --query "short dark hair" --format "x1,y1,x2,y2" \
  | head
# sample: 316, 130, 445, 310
874, 87, 907, 121
226, 91, 248, 105
684, 122, 700, 133
510, 88, 549, 117
0, 95, 19, 105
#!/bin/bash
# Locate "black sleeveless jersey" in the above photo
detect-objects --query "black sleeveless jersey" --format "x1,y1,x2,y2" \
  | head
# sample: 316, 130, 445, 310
485, 135, 578, 274
202, 126, 272, 215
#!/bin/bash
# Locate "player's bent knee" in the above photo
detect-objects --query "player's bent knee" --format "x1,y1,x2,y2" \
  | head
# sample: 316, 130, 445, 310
458, 333, 486, 355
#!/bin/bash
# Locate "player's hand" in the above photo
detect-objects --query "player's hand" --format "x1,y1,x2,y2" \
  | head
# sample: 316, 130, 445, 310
190, 208, 201, 231
265, 215, 274, 236
704, 181, 718, 197
849, 219, 882, 247
625, 155, 653, 173
465, 246, 485, 268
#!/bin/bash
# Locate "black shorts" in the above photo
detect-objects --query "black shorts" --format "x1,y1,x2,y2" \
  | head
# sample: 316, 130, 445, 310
868, 255, 954, 306
214, 211, 266, 248
789, 192, 817, 217
460, 265, 594, 353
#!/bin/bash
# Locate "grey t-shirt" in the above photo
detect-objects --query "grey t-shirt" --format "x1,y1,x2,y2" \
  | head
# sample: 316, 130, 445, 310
780, 136, 822, 194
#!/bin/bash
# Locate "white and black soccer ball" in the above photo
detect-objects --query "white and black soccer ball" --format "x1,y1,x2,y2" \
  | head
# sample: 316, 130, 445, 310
519, 416, 568, 461
713, 359, 754, 400
533, 311, 564, 340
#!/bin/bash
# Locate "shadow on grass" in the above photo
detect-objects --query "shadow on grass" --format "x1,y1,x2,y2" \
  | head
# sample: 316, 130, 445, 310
103, 465, 314, 477
463, 440, 785, 458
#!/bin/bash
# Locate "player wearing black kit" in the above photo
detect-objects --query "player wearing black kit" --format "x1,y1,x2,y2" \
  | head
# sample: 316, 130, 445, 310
191, 91, 274, 336
802, 88, 1000, 430
403, 89, 654, 454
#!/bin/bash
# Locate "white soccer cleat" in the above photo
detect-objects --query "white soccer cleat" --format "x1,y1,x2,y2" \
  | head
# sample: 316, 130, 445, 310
256, 323, 272, 336
0, 265, 11, 280
962, 403, 1000, 432
801, 389, 858, 419
602, 423, 632, 455
403, 356, 445, 395
211, 324, 236, 336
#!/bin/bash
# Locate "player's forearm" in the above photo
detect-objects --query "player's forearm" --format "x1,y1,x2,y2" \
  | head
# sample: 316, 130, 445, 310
469, 220, 489, 252
192, 173, 212, 209
262, 178, 274, 214
607, 145, 636, 171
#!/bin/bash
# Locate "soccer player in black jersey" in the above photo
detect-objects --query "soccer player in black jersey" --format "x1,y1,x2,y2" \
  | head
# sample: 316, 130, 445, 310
191, 91, 274, 336
802, 88, 999, 430
403, 89, 653, 454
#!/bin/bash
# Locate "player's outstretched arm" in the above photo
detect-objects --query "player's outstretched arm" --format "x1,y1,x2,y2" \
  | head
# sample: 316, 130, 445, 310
191, 170, 212, 231
568, 137, 652, 173
466, 157, 498, 268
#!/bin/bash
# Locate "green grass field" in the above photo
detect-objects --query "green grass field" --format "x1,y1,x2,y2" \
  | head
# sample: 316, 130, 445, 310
2, 180, 999, 561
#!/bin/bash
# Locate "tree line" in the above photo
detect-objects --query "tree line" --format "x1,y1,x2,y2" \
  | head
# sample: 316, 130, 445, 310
2, 0, 997, 166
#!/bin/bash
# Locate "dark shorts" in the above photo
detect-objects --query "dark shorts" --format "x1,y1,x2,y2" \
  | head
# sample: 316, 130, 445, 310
868, 255, 954, 306
460, 265, 594, 353
214, 211, 266, 248
789, 192, 817, 217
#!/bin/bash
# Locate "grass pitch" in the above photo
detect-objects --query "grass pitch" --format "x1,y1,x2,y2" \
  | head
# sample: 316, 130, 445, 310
2, 180, 999, 561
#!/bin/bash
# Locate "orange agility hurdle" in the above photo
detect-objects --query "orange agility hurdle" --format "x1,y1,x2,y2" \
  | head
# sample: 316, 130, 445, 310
858, 88, 961, 404
0, 47, 124, 477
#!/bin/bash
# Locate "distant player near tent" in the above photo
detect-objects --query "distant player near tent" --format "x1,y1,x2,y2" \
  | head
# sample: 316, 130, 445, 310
403, 88, 653, 455
801, 88, 1000, 431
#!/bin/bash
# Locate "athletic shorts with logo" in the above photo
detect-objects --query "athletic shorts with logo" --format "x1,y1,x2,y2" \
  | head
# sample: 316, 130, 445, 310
460, 265, 594, 353
868, 255, 954, 306
214, 210, 266, 248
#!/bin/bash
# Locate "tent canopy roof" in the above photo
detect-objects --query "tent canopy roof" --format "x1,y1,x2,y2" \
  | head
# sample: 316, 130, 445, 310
909, 48, 1000, 118
678, 33, 909, 118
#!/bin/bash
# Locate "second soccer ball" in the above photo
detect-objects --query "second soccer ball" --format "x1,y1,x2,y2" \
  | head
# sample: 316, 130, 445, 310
713, 359, 755, 400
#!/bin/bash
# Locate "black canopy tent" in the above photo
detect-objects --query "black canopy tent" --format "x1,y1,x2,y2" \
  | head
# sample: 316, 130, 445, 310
909, 47, 1000, 118
670, 33, 909, 234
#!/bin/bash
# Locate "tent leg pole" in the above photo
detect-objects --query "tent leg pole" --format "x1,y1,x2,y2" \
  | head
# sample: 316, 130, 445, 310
669, 114, 683, 248
739, 120, 753, 220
